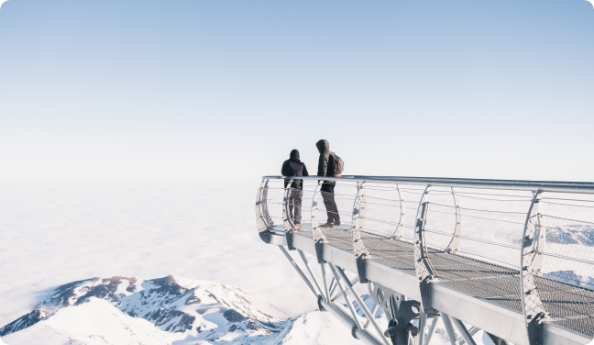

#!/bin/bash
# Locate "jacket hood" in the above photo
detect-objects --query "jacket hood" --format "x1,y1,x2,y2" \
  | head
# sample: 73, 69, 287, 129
316, 139, 329, 154
290, 149, 300, 161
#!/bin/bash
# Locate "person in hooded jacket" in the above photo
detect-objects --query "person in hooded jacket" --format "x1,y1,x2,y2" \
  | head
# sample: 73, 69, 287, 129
316, 139, 340, 228
281, 149, 309, 230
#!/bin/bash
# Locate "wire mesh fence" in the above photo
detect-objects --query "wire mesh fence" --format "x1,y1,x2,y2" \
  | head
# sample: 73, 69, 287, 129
359, 184, 424, 274
263, 179, 285, 231
316, 181, 358, 252
537, 196, 594, 336
281, 179, 319, 233
360, 184, 402, 238
422, 189, 530, 313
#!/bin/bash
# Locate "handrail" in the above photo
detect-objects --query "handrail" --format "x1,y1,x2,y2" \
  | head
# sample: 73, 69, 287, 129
263, 175, 594, 194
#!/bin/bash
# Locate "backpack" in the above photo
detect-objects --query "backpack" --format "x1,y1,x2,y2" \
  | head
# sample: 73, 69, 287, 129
329, 152, 344, 177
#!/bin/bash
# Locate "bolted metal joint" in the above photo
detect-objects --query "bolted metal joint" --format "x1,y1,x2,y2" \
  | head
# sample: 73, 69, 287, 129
317, 295, 327, 312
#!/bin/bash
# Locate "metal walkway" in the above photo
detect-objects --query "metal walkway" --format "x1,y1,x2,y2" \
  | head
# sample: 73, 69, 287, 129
256, 176, 594, 345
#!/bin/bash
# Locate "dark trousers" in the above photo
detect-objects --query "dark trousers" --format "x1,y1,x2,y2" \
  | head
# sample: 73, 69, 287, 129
289, 189, 303, 224
321, 183, 340, 224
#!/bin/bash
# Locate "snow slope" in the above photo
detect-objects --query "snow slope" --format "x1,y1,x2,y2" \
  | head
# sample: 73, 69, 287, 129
1, 274, 494, 345
4, 298, 180, 345
1, 275, 373, 345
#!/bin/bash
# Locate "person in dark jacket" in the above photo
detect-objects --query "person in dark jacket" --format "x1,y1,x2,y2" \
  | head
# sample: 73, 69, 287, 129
281, 149, 309, 229
316, 139, 340, 228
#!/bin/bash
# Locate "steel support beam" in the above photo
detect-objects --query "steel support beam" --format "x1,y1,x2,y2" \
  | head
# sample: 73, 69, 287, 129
451, 316, 478, 345
333, 264, 391, 345
413, 184, 436, 314
392, 184, 406, 240
423, 317, 438, 345
255, 178, 272, 231
441, 313, 459, 345
279, 244, 384, 345
312, 180, 326, 263
331, 275, 359, 302
283, 179, 300, 249
320, 263, 331, 303
520, 190, 550, 345
487, 333, 510, 345
352, 181, 371, 283
445, 186, 462, 254
328, 263, 364, 331
417, 310, 428, 345
458, 326, 479, 345
319, 298, 385, 345
278, 245, 319, 298
282, 178, 294, 232
297, 250, 325, 300
365, 303, 380, 329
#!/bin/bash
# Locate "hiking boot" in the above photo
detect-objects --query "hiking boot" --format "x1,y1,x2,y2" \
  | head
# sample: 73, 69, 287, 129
320, 222, 334, 228
294, 224, 303, 230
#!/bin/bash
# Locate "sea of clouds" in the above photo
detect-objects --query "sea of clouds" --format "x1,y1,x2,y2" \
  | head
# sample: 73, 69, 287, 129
0, 178, 539, 345
0, 178, 320, 329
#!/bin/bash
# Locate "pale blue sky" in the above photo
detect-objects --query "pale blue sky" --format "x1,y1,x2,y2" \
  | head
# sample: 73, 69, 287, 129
1, 0, 593, 180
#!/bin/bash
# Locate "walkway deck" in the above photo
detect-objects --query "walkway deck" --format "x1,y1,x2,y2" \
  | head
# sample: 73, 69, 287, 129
294, 226, 594, 337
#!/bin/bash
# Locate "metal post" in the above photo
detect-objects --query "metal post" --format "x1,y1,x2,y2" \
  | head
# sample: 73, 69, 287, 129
445, 187, 462, 254
331, 276, 359, 302
255, 179, 272, 231
334, 265, 392, 345
417, 310, 428, 345
423, 317, 438, 345
279, 246, 383, 345
319, 298, 385, 345
320, 263, 331, 303
328, 264, 363, 331
297, 250, 325, 300
414, 185, 436, 313
393, 184, 406, 240
532, 203, 547, 274
278, 245, 319, 298
353, 181, 371, 283
451, 317, 478, 345
441, 313, 458, 345
458, 326, 479, 345
486, 332, 510, 345
329, 277, 337, 296
520, 190, 550, 345
364, 304, 379, 329
282, 178, 294, 232
312, 180, 326, 263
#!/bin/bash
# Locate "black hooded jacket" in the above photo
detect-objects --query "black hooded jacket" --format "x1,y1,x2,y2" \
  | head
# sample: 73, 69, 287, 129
281, 149, 309, 189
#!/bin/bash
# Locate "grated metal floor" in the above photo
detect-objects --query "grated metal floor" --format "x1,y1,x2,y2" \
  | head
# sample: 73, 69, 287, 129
293, 227, 594, 336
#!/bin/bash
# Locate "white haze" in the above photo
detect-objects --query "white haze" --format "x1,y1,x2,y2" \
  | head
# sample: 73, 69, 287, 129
0, 178, 319, 327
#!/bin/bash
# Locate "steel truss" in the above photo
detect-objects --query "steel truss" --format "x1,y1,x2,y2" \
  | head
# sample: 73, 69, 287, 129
278, 244, 505, 345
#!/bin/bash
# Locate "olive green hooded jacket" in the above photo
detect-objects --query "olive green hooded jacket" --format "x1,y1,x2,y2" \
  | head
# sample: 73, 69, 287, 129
316, 139, 335, 184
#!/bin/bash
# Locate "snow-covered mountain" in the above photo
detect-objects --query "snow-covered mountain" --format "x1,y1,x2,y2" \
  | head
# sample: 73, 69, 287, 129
0, 275, 370, 345
547, 226, 594, 246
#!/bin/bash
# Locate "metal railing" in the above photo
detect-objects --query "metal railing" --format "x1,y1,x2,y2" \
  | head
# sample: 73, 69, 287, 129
256, 175, 594, 345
